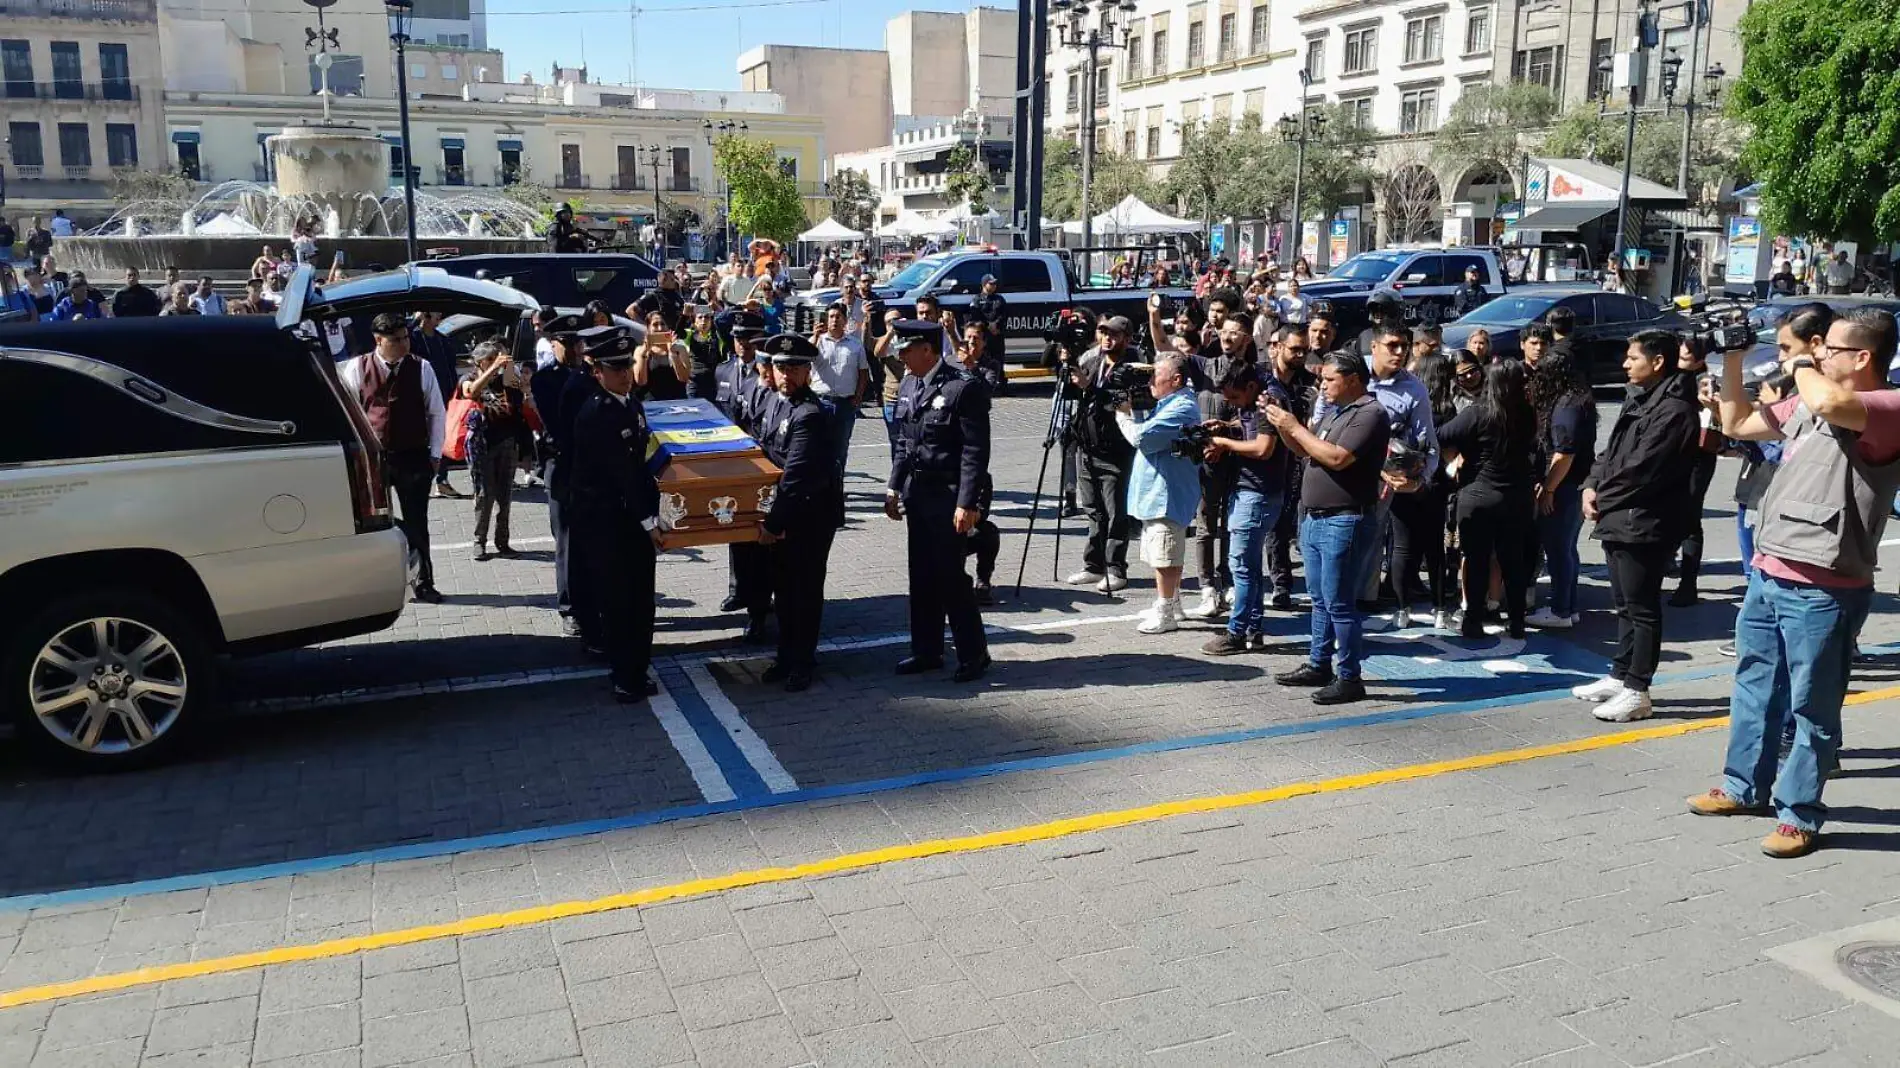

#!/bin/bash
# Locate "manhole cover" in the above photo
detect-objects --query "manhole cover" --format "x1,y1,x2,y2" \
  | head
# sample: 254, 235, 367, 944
1837, 941, 1900, 999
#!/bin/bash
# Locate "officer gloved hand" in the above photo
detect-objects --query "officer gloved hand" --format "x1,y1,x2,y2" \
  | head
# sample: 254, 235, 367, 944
884, 492, 904, 522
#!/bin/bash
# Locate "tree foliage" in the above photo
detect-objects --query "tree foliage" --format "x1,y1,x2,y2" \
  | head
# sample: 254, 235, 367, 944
110, 169, 198, 217
829, 167, 879, 232
1429, 82, 1557, 189
712, 135, 809, 244
1164, 116, 1292, 226
1728, 0, 1900, 240
1297, 102, 1379, 221
497, 169, 559, 232
942, 145, 994, 216
1040, 138, 1158, 222
1380, 146, 1444, 244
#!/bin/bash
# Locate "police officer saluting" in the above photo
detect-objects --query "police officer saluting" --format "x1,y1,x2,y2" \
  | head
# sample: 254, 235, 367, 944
529, 313, 593, 639
755, 335, 845, 692
886, 319, 992, 682
565, 325, 665, 703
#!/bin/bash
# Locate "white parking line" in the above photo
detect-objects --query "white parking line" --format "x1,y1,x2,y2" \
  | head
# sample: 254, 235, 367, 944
648, 682, 737, 803
683, 661, 799, 793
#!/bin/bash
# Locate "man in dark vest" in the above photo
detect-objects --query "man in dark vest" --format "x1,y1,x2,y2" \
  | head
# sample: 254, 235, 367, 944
339, 312, 449, 603
567, 326, 664, 703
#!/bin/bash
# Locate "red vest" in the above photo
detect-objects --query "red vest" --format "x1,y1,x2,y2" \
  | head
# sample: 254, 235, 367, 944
357, 354, 429, 453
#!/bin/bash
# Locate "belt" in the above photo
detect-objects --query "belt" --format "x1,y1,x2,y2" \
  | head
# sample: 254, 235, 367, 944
1304, 505, 1368, 518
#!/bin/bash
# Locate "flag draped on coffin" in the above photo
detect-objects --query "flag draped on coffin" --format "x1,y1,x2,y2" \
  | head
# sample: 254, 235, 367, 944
643, 398, 761, 473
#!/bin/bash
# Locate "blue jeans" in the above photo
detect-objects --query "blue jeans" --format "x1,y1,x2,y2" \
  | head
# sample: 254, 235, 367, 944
1721, 572, 1872, 832
1225, 489, 1282, 638
883, 402, 901, 461
1300, 511, 1375, 680
1737, 508, 1756, 576
1536, 483, 1584, 617
832, 404, 857, 479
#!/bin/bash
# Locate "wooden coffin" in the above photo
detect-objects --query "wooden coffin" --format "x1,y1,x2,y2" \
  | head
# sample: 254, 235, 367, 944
644, 398, 783, 550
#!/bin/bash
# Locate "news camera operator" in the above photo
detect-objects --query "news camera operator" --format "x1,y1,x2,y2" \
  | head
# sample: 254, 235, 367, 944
1115, 355, 1204, 634
1062, 315, 1148, 593
1181, 315, 1256, 620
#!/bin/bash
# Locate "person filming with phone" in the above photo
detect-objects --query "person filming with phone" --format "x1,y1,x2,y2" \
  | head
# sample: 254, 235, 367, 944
634, 312, 693, 400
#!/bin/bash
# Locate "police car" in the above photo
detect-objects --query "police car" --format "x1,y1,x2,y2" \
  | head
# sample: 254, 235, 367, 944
1298, 247, 1512, 337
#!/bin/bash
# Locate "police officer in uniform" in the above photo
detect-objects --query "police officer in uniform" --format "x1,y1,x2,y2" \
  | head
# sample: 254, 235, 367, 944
714, 311, 775, 639
969, 273, 1008, 351
886, 320, 992, 682
565, 326, 664, 702
1347, 290, 1406, 359
755, 335, 845, 692
547, 203, 592, 254
529, 313, 594, 640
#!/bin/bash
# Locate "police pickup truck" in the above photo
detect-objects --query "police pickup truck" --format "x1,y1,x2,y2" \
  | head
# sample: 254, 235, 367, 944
1299, 247, 1511, 338
788, 249, 1196, 361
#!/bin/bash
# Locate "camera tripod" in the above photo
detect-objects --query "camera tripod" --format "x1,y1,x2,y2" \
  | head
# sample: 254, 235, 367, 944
1013, 372, 1077, 596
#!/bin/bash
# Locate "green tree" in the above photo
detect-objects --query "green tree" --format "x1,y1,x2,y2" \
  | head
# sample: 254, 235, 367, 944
712, 135, 809, 244
497, 169, 559, 232
1429, 82, 1557, 191
829, 167, 878, 232
942, 144, 994, 216
1040, 139, 1158, 222
1296, 102, 1378, 222
1164, 116, 1291, 228
1729, 0, 1900, 239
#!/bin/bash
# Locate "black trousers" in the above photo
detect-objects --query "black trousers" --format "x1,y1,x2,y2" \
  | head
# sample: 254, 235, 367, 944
1077, 448, 1132, 577
729, 542, 773, 616
1264, 488, 1299, 597
1676, 449, 1719, 588
385, 449, 436, 589
575, 517, 656, 691
1457, 492, 1531, 633
906, 488, 988, 663
1194, 473, 1231, 591
1604, 539, 1670, 692
1391, 485, 1450, 608
966, 519, 1000, 584
773, 525, 836, 672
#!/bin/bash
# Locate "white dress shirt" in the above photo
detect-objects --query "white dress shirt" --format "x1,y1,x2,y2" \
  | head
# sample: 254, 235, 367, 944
337, 353, 448, 461
813, 331, 868, 399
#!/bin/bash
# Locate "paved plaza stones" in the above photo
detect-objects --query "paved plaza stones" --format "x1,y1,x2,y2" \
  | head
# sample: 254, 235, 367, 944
3, 390, 1900, 1066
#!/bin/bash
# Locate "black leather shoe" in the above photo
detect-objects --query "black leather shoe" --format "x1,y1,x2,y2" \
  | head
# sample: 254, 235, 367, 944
494, 545, 519, 559
895, 656, 945, 676
1268, 592, 1294, 611
1275, 662, 1335, 687
612, 685, 647, 704
741, 617, 771, 645
1312, 677, 1367, 705
974, 583, 996, 606
642, 677, 661, 696
783, 671, 813, 693
412, 585, 444, 605
760, 662, 790, 684
1668, 587, 1699, 607
951, 655, 992, 683
719, 594, 745, 613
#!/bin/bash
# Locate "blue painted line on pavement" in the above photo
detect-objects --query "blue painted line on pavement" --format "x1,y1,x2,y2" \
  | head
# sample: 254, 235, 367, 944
653, 661, 769, 799
0, 658, 1753, 914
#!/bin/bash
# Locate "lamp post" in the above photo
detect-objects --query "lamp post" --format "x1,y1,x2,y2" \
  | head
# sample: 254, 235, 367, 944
704, 119, 746, 261
1050, 0, 1136, 259
639, 143, 666, 262
386, 0, 418, 264
1607, 0, 1656, 294
1277, 71, 1325, 266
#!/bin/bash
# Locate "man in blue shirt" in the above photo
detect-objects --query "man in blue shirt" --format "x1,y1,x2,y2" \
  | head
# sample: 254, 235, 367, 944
49, 272, 104, 320
1357, 322, 1440, 605
1115, 355, 1203, 633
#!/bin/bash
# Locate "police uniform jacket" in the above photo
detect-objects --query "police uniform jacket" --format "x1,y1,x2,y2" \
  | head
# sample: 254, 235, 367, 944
970, 292, 1007, 337
712, 356, 755, 426
532, 364, 598, 504
889, 361, 991, 511
761, 386, 845, 535
566, 390, 661, 528
748, 379, 787, 457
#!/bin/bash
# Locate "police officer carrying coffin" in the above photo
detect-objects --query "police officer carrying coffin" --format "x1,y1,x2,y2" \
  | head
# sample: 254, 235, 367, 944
754, 335, 845, 692
714, 311, 775, 640
886, 319, 992, 682
565, 325, 665, 703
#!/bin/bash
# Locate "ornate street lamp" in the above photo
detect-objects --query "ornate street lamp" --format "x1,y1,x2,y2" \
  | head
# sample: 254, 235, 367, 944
1660, 48, 1683, 109
704, 119, 746, 261
386, 0, 418, 263
1278, 71, 1325, 264
1050, 0, 1136, 254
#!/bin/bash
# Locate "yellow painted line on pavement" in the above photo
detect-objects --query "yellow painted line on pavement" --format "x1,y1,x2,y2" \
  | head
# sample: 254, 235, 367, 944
0, 714, 1750, 1010
1845, 683, 1900, 706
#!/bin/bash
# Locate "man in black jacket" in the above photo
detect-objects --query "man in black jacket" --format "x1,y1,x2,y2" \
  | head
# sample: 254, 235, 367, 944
529, 314, 594, 639
1575, 330, 1703, 724
1063, 316, 1144, 592
757, 334, 846, 691
1450, 264, 1489, 318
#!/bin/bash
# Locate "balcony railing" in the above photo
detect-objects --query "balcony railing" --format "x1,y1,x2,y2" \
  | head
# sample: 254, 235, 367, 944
435, 165, 467, 186
795, 179, 830, 197
666, 175, 699, 192
612, 173, 645, 191
0, 0, 157, 19
15, 81, 140, 102
12, 165, 44, 179
556, 173, 590, 189
62, 164, 93, 179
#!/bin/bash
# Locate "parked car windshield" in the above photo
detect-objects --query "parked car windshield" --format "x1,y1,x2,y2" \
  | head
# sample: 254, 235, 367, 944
1454, 294, 1561, 326
1325, 252, 1407, 282
886, 255, 950, 291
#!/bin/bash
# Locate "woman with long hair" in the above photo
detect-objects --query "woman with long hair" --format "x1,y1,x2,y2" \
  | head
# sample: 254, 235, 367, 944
635, 311, 693, 400
1388, 348, 1458, 626
1526, 346, 1597, 627
1437, 359, 1538, 638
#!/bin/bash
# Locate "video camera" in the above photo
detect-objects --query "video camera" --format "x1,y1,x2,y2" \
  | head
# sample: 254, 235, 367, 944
1677, 294, 1756, 359
1043, 307, 1097, 366
1171, 422, 1217, 460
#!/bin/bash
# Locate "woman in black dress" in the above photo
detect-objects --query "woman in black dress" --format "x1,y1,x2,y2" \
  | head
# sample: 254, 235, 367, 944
1437, 360, 1538, 639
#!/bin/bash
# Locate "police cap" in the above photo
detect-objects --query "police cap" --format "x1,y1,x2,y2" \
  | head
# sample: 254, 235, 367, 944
760, 333, 819, 366
891, 319, 944, 349
542, 312, 587, 339
578, 324, 635, 366
728, 311, 767, 339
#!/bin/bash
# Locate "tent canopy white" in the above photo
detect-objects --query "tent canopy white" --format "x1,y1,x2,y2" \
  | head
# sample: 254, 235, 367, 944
878, 209, 956, 239
940, 203, 1004, 224
195, 212, 264, 236
798, 216, 863, 242
1060, 195, 1199, 236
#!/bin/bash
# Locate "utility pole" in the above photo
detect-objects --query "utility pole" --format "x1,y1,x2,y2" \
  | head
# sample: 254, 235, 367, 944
641, 143, 665, 263
1025, 0, 1048, 250
1011, 0, 1032, 251
1677, 0, 1704, 198
1050, 0, 1135, 268
1609, 1, 1657, 294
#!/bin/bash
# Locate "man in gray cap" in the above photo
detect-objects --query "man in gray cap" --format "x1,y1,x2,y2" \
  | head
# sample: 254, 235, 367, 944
887, 319, 992, 682
755, 334, 845, 691
566, 325, 663, 702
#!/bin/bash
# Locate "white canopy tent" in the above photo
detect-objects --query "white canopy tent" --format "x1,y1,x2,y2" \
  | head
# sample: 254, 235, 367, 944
797, 216, 864, 243
1060, 195, 1199, 237
194, 212, 264, 237
939, 204, 1004, 224
878, 209, 956, 239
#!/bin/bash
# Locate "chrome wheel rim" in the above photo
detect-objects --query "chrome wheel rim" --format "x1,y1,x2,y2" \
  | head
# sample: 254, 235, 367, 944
29, 617, 187, 754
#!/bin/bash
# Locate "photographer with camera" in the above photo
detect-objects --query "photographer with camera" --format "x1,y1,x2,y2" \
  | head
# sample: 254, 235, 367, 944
1180, 315, 1257, 620
1199, 362, 1291, 655
1263, 324, 1317, 609
1063, 315, 1145, 593
1115, 355, 1204, 634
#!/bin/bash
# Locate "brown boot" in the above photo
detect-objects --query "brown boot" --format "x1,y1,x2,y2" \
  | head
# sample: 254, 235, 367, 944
1686, 789, 1766, 817
1761, 823, 1817, 859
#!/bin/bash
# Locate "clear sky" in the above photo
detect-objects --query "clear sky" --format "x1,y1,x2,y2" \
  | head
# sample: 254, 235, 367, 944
486, 0, 990, 91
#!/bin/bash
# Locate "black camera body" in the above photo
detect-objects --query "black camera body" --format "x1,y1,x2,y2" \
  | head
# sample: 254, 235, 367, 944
1681, 296, 1757, 360
1171, 422, 1216, 460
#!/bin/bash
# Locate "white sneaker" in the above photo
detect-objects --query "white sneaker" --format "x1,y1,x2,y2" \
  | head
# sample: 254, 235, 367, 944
1433, 609, 1455, 631
1526, 608, 1574, 630
1097, 573, 1128, 593
1593, 688, 1653, 723
1390, 606, 1413, 629
1219, 588, 1234, 610
1184, 589, 1224, 619
1137, 598, 1180, 634
1571, 676, 1625, 702
1066, 569, 1104, 586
